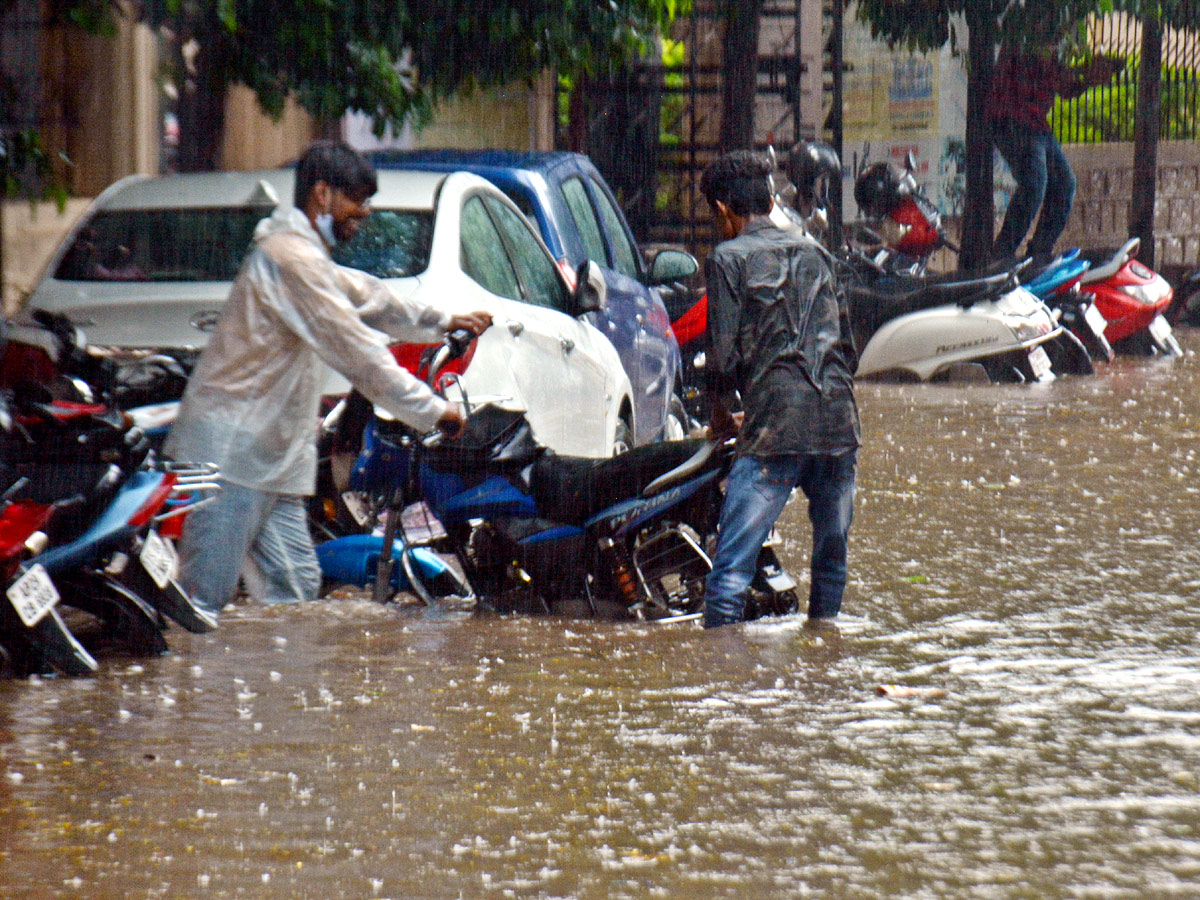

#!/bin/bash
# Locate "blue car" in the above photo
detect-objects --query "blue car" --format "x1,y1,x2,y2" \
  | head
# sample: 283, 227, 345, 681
368, 149, 698, 448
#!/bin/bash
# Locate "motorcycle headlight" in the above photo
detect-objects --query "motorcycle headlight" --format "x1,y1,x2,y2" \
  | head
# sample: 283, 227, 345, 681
1118, 282, 1170, 306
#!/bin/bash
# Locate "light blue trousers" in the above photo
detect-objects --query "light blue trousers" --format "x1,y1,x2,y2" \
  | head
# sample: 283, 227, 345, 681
178, 480, 321, 614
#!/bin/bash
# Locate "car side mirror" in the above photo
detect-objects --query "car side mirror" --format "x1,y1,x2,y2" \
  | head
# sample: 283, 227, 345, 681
649, 249, 699, 286
573, 259, 607, 314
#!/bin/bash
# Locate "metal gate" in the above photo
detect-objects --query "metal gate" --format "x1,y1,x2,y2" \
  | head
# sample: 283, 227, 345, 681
558, 0, 822, 255
1052, 14, 1198, 143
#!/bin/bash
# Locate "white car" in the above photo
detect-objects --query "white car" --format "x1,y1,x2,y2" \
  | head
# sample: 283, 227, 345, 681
24, 168, 634, 457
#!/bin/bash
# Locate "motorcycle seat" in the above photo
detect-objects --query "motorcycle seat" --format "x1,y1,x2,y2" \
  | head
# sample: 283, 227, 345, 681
530, 438, 710, 526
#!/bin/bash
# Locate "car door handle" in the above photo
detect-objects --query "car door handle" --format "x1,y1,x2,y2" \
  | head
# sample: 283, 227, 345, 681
560, 336, 575, 353
507, 320, 525, 336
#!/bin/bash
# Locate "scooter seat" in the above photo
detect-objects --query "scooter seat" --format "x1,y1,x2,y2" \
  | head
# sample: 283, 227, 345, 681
530, 439, 710, 526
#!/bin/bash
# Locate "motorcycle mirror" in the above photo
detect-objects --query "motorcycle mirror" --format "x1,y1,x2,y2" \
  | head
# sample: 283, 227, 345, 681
573, 260, 608, 314
904, 150, 917, 172
649, 249, 699, 286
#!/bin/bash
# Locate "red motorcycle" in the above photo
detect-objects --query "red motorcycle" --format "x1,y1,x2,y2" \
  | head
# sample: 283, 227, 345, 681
1078, 237, 1181, 356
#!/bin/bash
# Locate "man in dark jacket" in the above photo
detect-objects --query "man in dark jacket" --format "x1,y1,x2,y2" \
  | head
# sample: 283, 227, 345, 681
700, 150, 861, 629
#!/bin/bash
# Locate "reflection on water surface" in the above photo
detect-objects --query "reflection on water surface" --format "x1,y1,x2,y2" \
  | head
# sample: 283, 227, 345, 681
3, 338, 1200, 899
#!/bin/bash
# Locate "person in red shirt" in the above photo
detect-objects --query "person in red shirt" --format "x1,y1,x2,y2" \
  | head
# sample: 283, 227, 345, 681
989, 41, 1120, 262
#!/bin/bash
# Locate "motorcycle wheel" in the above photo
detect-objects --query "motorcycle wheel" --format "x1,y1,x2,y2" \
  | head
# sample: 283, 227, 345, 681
57, 574, 169, 658
664, 394, 690, 441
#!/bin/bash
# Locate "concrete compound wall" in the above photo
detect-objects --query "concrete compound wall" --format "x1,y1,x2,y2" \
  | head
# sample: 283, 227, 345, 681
1061, 140, 1199, 282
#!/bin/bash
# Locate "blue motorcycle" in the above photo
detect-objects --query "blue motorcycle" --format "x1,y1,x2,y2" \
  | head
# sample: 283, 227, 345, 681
319, 333, 799, 622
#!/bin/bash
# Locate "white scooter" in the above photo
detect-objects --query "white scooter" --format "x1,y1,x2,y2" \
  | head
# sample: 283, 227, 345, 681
842, 254, 1066, 382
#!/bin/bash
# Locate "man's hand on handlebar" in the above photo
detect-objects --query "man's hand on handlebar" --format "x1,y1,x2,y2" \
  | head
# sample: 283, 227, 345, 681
448, 311, 493, 337
436, 402, 467, 441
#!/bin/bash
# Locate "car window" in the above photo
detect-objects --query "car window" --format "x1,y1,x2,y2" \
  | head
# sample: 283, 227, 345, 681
561, 177, 607, 266
54, 208, 268, 282
499, 188, 537, 223
332, 210, 433, 277
484, 197, 566, 312
591, 181, 639, 279
460, 196, 521, 300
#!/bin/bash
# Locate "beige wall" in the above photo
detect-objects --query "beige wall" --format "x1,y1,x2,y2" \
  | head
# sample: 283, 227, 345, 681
221, 87, 318, 171
1, 199, 91, 315
40, 18, 158, 197
412, 78, 556, 151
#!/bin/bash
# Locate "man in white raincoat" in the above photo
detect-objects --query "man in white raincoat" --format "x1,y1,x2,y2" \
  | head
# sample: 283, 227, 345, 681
166, 141, 492, 615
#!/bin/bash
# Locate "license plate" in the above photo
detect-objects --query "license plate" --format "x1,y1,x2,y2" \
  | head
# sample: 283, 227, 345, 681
7, 564, 60, 627
1028, 344, 1053, 380
1083, 302, 1107, 336
140, 530, 178, 589
1148, 314, 1173, 343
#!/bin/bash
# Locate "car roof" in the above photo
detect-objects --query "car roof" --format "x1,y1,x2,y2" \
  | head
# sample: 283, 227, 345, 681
369, 148, 592, 178
92, 168, 451, 212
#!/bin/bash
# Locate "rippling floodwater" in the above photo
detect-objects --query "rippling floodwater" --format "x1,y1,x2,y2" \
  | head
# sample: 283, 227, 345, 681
4, 334, 1200, 899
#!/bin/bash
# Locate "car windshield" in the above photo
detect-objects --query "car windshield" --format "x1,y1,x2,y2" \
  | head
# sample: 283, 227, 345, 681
332, 210, 434, 278
54, 207, 271, 282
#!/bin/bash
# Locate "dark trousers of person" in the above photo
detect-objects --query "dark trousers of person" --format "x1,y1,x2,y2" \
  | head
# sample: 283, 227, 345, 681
992, 120, 1077, 261
703, 449, 857, 629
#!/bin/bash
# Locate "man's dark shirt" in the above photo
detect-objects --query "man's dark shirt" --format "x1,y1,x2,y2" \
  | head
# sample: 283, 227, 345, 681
706, 217, 860, 458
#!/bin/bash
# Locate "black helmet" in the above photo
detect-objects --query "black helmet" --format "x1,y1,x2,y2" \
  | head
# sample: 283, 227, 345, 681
788, 141, 841, 207
853, 162, 909, 218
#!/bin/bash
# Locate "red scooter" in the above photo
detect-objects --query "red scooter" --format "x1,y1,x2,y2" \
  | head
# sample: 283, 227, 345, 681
1078, 237, 1181, 356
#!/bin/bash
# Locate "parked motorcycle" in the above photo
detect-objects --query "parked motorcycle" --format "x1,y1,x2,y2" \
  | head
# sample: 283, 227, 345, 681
0, 464, 99, 677
319, 331, 799, 623
1019, 249, 1114, 363
850, 156, 1093, 380
1077, 237, 1180, 357
0, 317, 220, 676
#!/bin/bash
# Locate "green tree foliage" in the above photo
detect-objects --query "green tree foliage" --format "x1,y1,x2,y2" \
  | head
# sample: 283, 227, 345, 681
1053, 55, 1200, 141
51, 0, 685, 160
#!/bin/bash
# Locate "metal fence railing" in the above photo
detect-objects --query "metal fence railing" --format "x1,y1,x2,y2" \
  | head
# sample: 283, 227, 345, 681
1054, 13, 1200, 143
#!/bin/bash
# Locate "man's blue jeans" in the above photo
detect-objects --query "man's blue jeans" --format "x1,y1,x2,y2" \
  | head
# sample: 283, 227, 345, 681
704, 450, 856, 628
178, 480, 321, 614
993, 121, 1077, 260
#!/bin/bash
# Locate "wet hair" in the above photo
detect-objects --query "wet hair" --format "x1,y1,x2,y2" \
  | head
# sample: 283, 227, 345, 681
700, 150, 772, 217
293, 140, 378, 208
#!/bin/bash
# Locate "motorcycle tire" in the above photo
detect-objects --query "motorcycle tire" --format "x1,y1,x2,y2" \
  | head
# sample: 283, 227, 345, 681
56, 573, 169, 658
0, 605, 99, 677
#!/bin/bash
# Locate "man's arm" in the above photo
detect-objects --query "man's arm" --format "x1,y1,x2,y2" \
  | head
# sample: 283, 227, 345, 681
704, 251, 742, 438
270, 243, 453, 432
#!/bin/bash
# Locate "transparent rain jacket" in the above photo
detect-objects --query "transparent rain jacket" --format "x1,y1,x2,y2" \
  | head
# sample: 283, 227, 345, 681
166, 207, 450, 495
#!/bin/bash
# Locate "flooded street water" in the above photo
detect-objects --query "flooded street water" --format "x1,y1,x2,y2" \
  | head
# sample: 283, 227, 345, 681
5, 333, 1200, 899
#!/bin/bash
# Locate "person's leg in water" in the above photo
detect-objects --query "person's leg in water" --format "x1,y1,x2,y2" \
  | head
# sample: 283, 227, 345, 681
177, 480, 275, 614
1026, 133, 1077, 258
796, 450, 857, 620
242, 495, 322, 604
704, 455, 797, 628
992, 121, 1050, 261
